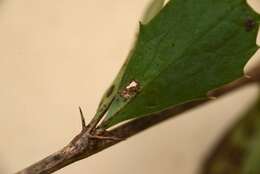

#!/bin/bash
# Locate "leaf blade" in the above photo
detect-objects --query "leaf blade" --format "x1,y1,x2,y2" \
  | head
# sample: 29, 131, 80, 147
100, 0, 260, 128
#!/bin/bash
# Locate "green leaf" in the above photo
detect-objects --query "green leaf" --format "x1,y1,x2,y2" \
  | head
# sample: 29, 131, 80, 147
99, 0, 260, 128
201, 93, 260, 174
95, 0, 166, 118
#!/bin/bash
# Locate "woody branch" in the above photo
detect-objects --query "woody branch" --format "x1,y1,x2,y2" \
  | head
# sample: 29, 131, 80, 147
16, 63, 260, 174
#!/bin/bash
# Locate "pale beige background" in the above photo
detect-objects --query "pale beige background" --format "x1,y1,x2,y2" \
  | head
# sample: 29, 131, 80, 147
0, 0, 260, 174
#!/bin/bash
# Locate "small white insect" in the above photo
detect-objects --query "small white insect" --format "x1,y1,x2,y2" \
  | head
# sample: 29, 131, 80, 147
120, 80, 140, 99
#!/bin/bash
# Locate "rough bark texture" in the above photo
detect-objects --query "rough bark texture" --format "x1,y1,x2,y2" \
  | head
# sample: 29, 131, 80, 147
16, 64, 260, 174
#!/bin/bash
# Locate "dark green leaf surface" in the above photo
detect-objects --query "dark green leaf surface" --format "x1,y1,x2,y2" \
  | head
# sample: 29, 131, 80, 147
201, 94, 260, 174
98, 0, 260, 128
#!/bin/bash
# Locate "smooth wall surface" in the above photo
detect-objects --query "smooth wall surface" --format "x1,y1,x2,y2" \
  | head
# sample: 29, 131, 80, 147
0, 0, 260, 173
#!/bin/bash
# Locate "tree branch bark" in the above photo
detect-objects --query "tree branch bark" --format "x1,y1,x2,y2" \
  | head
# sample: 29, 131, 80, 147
16, 64, 260, 174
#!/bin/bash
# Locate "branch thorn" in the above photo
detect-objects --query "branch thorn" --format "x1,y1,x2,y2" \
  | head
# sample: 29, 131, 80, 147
79, 106, 86, 130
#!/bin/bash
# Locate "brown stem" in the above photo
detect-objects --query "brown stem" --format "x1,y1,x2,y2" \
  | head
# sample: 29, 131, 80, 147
15, 64, 260, 174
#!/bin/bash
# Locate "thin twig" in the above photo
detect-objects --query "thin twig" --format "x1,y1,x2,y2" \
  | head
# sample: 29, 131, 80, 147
15, 64, 260, 174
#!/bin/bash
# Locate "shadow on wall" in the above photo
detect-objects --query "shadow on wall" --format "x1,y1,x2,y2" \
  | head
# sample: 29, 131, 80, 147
0, 0, 4, 7
0, 0, 4, 9
0, 152, 7, 173
0, 160, 7, 174
0, 168, 6, 174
